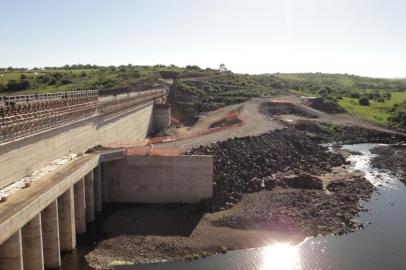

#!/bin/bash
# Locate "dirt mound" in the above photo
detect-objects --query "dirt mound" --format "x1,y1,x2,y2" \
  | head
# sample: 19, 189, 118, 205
209, 112, 242, 128
279, 174, 323, 190
309, 98, 346, 113
259, 102, 318, 118
187, 129, 345, 210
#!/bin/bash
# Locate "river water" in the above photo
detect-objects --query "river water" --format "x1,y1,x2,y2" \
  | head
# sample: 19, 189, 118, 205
61, 144, 406, 270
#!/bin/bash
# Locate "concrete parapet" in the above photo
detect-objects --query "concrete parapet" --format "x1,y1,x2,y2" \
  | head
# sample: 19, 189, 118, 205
0, 230, 23, 270
99, 149, 126, 162
106, 155, 213, 203
22, 215, 44, 270
41, 200, 61, 268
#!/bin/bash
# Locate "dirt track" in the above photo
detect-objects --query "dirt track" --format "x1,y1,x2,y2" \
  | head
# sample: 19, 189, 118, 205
156, 95, 402, 150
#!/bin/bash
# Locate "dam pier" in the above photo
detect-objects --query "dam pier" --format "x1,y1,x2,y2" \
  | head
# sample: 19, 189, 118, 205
0, 89, 213, 270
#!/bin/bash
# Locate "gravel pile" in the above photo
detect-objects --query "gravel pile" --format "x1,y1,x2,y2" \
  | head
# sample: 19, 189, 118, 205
187, 129, 345, 210
309, 99, 346, 113
259, 102, 318, 118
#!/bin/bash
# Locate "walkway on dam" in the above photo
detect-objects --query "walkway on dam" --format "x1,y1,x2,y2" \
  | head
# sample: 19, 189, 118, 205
0, 155, 96, 245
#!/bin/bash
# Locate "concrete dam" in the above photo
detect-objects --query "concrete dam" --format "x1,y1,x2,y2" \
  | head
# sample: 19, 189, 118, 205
0, 89, 213, 270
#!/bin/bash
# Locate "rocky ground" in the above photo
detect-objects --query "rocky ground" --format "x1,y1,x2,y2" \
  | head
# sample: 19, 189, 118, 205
86, 127, 380, 269
292, 120, 406, 145
186, 128, 347, 210
213, 171, 373, 236
371, 145, 406, 184
86, 103, 406, 268
259, 102, 318, 118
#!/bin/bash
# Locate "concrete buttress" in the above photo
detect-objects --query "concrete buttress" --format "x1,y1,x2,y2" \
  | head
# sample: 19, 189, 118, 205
74, 178, 86, 234
0, 230, 23, 270
22, 215, 44, 270
41, 200, 61, 268
58, 187, 76, 251
85, 171, 95, 222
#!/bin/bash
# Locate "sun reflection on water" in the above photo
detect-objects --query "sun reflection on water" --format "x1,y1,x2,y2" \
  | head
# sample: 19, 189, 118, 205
261, 243, 301, 270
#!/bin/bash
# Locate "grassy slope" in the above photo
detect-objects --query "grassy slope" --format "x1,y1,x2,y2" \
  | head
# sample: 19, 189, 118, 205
338, 92, 406, 125
173, 73, 280, 113
276, 73, 406, 127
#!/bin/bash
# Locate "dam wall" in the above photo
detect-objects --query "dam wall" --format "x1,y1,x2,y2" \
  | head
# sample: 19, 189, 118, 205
105, 155, 213, 203
0, 150, 213, 269
0, 102, 154, 190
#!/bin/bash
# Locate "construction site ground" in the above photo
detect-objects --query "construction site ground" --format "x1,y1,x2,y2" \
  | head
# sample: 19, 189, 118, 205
155, 94, 399, 150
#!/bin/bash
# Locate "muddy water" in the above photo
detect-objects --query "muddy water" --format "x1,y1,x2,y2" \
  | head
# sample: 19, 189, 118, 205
114, 144, 406, 270
61, 144, 406, 270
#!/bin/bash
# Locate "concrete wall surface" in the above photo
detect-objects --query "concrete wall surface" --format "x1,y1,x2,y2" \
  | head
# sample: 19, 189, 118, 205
106, 155, 213, 203
0, 103, 153, 189
152, 104, 171, 132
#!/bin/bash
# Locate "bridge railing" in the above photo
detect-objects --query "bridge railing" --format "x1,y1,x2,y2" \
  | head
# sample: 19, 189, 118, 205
0, 90, 99, 143
98, 89, 165, 115
0, 89, 165, 144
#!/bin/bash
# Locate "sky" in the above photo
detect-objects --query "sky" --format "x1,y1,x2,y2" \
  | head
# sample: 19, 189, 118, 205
0, 0, 405, 78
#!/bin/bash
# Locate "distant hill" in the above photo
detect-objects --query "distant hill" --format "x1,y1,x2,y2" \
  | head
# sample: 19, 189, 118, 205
273, 73, 406, 97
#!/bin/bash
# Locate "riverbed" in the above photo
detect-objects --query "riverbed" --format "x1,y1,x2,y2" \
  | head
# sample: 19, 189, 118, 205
60, 143, 406, 269
114, 144, 406, 270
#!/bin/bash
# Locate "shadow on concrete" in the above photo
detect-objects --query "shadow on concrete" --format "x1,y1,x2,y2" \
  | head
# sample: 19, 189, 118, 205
99, 203, 204, 237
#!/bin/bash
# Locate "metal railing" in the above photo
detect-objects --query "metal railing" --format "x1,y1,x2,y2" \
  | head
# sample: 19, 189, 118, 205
0, 89, 165, 144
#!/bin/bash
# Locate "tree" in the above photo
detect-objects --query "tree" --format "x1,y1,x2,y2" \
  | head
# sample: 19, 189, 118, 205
219, 64, 227, 72
185, 65, 201, 71
359, 96, 370, 106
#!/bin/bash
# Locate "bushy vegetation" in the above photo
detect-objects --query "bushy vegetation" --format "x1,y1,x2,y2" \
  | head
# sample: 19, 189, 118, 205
0, 64, 211, 95
388, 102, 406, 129
276, 73, 406, 99
358, 96, 370, 106
172, 73, 280, 114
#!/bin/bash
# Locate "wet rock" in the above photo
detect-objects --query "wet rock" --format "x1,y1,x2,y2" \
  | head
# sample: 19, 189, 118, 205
370, 145, 406, 185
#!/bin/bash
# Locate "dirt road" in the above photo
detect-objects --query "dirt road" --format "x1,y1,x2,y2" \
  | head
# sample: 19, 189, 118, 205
156, 95, 401, 150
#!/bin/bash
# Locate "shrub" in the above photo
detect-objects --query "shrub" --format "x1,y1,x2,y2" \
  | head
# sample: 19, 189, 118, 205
60, 79, 72, 85
350, 92, 360, 98
358, 96, 370, 106
6, 79, 31, 91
